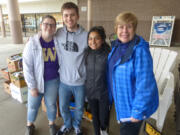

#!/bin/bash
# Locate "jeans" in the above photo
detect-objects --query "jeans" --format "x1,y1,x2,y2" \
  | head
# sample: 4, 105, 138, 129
120, 120, 143, 135
59, 82, 85, 129
88, 98, 110, 135
27, 78, 59, 123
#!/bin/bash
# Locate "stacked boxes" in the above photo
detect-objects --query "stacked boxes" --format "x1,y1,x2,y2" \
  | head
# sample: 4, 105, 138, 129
0, 68, 11, 95
10, 83, 28, 103
9, 71, 28, 103
7, 53, 23, 73
8, 54, 28, 103
3, 80, 11, 95
0, 68, 11, 81
10, 71, 27, 88
0, 53, 28, 103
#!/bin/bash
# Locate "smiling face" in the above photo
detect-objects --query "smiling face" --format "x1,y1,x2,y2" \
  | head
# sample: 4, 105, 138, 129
40, 18, 56, 41
116, 23, 135, 43
88, 31, 103, 50
114, 12, 138, 43
62, 8, 79, 32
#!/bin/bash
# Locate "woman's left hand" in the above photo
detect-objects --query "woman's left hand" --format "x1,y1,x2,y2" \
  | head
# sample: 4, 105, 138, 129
130, 117, 140, 123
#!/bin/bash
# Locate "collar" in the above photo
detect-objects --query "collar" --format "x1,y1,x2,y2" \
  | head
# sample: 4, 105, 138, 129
63, 24, 82, 35
112, 35, 139, 48
109, 35, 140, 65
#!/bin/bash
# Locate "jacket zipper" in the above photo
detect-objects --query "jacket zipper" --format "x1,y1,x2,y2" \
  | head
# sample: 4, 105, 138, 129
93, 53, 96, 90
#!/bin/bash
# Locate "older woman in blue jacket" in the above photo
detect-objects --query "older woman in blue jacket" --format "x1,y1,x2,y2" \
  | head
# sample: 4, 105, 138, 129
107, 12, 159, 135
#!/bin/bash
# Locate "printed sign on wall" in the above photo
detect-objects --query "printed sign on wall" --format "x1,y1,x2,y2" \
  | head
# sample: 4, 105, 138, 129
149, 16, 175, 47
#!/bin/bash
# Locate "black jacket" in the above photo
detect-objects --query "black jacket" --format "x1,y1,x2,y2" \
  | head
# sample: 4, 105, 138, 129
85, 43, 111, 100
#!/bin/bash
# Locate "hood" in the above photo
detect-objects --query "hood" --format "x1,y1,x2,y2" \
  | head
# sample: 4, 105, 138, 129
62, 24, 85, 35
135, 35, 149, 50
27, 32, 41, 50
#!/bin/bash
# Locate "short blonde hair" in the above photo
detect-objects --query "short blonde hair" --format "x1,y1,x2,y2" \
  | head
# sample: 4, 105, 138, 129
114, 12, 138, 32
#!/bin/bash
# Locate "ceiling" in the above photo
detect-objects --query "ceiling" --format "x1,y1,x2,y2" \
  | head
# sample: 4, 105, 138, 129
0, 0, 65, 4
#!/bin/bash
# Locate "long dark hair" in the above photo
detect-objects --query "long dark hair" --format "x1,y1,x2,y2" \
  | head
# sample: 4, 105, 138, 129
88, 26, 106, 43
88, 26, 110, 51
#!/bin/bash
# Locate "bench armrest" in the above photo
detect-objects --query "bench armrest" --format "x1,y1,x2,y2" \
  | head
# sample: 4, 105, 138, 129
151, 72, 174, 132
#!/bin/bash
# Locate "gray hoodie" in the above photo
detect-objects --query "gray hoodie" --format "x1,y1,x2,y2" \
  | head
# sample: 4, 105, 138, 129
55, 25, 88, 86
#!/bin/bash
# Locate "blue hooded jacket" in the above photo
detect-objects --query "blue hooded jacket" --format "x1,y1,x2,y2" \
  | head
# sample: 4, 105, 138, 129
107, 35, 159, 122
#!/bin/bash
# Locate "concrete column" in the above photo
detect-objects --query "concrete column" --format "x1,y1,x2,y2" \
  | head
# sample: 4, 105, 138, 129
87, 0, 92, 31
7, 0, 23, 44
0, 5, 6, 37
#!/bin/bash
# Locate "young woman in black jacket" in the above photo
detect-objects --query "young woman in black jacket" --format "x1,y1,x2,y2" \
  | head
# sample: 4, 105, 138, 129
85, 26, 111, 135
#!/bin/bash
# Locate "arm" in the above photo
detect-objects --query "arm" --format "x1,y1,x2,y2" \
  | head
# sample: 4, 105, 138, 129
131, 45, 159, 120
106, 54, 113, 106
23, 39, 38, 96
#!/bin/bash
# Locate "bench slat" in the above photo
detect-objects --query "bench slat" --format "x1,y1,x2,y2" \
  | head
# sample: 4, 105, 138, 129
158, 51, 177, 94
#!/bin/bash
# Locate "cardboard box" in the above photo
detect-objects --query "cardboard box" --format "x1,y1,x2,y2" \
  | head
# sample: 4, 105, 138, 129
41, 97, 60, 117
0, 68, 10, 81
10, 83, 28, 103
10, 71, 26, 88
3, 80, 11, 95
7, 53, 23, 73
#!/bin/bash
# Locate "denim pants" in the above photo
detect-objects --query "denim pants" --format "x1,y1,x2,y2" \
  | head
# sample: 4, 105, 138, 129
27, 78, 59, 123
59, 82, 85, 129
120, 120, 143, 135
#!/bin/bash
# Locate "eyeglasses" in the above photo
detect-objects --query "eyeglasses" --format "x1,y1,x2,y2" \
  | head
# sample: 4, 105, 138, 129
42, 23, 56, 28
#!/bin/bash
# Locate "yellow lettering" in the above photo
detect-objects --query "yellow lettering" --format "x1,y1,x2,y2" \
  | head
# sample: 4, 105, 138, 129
42, 48, 48, 61
42, 47, 56, 62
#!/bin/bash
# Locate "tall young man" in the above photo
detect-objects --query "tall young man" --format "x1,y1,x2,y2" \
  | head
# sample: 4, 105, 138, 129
56, 2, 87, 135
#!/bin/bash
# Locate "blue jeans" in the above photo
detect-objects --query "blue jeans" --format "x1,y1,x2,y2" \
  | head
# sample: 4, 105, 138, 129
27, 78, 59, 123
59, 82, 85, 129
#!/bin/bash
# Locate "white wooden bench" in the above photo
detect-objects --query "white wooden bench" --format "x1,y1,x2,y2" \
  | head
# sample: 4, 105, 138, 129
150, 47, 178, 132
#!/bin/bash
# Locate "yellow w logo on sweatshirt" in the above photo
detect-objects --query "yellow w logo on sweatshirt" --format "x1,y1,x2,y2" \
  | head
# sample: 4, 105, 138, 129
42, 47, 57, 62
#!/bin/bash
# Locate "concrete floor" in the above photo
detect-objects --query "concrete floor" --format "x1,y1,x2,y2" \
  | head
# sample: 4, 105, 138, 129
0, 36, 179, 135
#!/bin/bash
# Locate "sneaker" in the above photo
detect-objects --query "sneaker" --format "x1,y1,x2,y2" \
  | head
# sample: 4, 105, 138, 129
25, 124, 35, 135
49, 124, 57, 135
74, 127, 83, 135
100, 130, 108, 135
56, 125, 70, 135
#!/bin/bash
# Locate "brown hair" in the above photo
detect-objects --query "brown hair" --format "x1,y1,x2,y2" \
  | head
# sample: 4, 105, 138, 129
114, 12, 138, 32
61, 2, 79, 16
41, 15, 56, 25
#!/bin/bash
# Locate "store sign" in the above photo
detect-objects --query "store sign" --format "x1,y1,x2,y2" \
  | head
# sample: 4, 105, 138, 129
81, 6, 87, 12
149, 16, 175, 47
145, 121, 161, 135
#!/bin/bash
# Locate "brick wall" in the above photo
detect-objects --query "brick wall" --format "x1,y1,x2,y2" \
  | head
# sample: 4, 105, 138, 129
78, 0, 180, 44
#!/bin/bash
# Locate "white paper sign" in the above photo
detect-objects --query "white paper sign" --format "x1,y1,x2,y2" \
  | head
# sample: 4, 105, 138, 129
149, 16, 175, 47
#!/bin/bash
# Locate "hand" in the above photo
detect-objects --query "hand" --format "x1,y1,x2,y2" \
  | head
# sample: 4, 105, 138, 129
130, 117, 140, 123
30, 88, 38, 97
